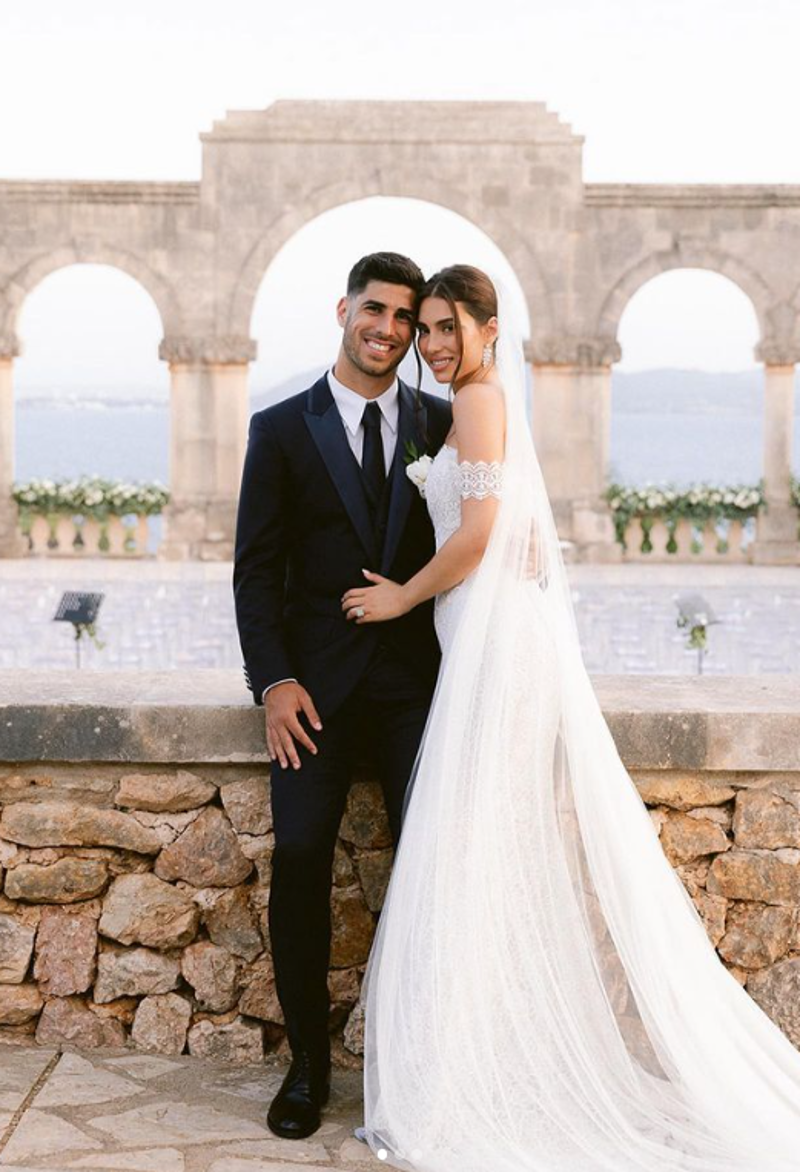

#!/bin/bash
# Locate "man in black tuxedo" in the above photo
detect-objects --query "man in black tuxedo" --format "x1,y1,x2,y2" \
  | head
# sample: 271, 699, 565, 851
233, 252, 451, 1139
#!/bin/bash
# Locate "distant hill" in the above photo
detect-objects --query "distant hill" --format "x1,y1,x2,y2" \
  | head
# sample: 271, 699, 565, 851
611, 369, 765, 415
13, 367, 800, 486
250, 352, 442, 411
17, 367, 777, 416
250, 368, 326, 412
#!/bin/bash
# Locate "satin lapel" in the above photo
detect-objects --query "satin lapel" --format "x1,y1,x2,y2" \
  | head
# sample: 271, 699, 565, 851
303, 377, 378, 564
381, 383, 428, 575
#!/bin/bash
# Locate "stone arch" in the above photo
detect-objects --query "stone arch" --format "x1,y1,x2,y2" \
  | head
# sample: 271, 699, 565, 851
0, 243, 182, 349
224, 175, 552, 340
594, 245, 773, 356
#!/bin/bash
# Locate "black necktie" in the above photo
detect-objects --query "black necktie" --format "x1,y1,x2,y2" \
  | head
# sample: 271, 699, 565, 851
361, 401, 386, 503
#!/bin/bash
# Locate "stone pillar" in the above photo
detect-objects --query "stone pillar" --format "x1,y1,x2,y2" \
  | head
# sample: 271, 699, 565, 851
158, 336, 256, 561
529, 337, 622, 562
0, 337, 26, 558
752, 356, 798, 565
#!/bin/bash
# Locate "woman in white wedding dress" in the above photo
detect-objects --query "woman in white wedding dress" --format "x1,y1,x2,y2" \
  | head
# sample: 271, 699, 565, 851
341, 265, 800, 1172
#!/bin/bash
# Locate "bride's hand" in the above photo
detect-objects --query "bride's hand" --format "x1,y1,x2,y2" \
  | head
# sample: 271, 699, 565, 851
342, 571, 410, 623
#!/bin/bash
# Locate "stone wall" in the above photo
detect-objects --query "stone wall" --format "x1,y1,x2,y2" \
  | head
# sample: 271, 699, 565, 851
0, 670, 799, 1066
0, 762, 383, 1070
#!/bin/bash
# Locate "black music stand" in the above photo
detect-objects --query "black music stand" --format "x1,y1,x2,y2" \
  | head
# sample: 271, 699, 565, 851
53, 591, 105, 668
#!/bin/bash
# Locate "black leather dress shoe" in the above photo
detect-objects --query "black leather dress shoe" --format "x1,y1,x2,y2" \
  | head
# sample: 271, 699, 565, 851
267, 1050, 331, 1139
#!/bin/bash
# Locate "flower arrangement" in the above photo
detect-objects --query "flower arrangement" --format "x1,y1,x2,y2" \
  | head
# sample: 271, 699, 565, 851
604, 481, 765, 551
12, 476, 169, 519
675, 593, 720, 675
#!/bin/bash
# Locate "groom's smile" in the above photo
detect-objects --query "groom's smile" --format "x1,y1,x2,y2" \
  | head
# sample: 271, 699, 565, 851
336, 279, 417, 387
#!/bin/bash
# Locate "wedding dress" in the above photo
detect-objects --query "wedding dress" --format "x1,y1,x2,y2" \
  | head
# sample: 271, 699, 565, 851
361, 323, 800, 1171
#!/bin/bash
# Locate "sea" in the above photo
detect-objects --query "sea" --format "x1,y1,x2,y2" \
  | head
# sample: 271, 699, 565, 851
12, 368, 800, 488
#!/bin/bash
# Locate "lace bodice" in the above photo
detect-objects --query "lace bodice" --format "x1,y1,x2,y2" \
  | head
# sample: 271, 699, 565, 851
424, 444, 503, 650
425, 444, 502, 550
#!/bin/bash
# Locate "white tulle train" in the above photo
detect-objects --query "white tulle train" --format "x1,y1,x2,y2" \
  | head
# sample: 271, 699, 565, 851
361, 328, 800, 1172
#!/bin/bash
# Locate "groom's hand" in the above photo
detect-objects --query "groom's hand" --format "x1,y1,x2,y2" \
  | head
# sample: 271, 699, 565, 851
265, 682, 322, 770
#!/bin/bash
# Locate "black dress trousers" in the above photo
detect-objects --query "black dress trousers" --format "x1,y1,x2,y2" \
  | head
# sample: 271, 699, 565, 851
268, 643, 433, 1059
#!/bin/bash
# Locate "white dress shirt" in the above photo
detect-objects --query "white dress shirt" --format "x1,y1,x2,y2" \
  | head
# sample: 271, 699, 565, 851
327, 367, 399, 474
261, 369, 400, 704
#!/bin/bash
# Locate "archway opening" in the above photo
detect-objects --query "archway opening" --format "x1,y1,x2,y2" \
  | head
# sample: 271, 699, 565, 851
611, 268, 763, 487
14, 263, 168, 483
249, 196, 529, 411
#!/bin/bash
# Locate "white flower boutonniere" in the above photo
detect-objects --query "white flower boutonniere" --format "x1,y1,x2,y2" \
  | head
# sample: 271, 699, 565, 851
406, 454, 433, 499
403, 439, 435, 499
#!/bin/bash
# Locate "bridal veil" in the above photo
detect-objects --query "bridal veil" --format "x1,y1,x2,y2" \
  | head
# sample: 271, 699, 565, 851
362, 289, 800, 1172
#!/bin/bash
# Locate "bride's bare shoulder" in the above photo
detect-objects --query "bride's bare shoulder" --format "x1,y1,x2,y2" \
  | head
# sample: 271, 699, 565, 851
452, 380, 505, 419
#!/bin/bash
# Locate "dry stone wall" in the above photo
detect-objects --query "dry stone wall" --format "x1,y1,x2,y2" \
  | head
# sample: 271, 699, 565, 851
0, 764, 392, 1068
0, 763, 799, 1065
640, 771, 800, 1043
0, 671, 798, 1068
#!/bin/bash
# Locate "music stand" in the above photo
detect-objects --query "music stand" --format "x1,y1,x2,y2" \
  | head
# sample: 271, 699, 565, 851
54, 591, 104, 668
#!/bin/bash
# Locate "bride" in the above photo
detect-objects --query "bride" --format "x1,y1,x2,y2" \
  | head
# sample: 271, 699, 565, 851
340, 265, 800, 1172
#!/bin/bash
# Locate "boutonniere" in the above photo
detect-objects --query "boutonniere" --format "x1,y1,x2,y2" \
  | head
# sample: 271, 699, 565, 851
404, 440, 434, 499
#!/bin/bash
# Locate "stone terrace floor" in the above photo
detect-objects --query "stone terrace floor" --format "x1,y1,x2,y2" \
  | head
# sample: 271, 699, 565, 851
0, 1043, 374, 1171
0, 559, 799, 676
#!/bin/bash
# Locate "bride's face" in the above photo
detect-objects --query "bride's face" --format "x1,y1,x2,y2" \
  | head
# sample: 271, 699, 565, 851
416, 296, 495, 385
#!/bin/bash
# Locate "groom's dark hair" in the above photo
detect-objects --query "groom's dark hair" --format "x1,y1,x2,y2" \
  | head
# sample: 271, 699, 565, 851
346, 252, 425, 299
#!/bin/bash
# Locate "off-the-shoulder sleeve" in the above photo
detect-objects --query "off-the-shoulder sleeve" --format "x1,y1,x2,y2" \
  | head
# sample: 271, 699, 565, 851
457, 460, 503, 500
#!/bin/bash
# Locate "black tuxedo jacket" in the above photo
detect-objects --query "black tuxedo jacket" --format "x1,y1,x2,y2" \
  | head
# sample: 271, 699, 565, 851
233, 374, 452, 717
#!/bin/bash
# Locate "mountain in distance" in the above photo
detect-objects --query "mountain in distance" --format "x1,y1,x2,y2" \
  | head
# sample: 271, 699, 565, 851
250, 367, 326, 412
611, 368, 769, 415
16, 386, 168, 409
249, 367, 781, 416
250, 351, 442, 411
15, 367, 792, 416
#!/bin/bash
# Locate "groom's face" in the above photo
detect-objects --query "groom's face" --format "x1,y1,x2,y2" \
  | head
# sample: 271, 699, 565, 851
337, 280, 417, 379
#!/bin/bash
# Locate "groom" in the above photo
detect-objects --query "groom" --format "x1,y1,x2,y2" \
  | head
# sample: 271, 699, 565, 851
233, 252, 451, 1139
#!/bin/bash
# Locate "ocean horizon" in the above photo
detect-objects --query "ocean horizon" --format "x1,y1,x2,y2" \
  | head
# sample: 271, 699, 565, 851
12, 367, 800, 488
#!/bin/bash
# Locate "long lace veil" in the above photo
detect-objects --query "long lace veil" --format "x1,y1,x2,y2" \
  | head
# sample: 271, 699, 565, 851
362, 289, 800, 1172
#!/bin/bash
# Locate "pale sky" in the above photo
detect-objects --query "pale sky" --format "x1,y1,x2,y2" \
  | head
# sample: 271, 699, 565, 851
4, 0, 794, 394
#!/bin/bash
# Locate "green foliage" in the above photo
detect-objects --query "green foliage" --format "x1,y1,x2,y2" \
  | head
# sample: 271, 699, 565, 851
12, 476, 169, 519
604, 481, 765, 547
676, 613, 709, 651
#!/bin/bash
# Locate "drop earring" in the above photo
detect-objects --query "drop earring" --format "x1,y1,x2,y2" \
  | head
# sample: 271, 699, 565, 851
482, 343, 493, 368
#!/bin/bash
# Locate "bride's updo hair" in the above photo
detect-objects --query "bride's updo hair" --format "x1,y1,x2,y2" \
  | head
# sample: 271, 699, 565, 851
418, 264, 499, 390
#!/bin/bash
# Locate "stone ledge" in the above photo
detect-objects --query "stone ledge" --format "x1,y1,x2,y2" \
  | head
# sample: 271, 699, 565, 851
203, 100, 581, 145
0, 181, 200, 205
0, 671, 797, 771
584, 183, 800, 207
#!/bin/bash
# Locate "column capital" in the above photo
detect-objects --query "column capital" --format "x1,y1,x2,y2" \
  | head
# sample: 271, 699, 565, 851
528, 335, 621, 368
0, 332, 21, 360
159, 334, 258, 365
756, 338, 800, 366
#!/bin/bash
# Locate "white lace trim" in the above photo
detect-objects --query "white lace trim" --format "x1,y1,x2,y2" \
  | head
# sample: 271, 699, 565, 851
457, 460, 503, 500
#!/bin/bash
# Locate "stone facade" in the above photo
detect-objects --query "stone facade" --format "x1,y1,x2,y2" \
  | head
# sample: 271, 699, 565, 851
0, 101, 799, 559
0, 670, 799, 1066
0, 764, 379, 1067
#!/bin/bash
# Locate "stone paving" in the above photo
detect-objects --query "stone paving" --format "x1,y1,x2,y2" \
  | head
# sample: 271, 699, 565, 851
0, 559, 799, 676
0, 1043, 374, 1171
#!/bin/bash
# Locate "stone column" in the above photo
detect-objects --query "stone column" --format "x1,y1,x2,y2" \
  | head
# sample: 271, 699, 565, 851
751, 358, 798, 564
0, 336, 25, 558
159, 336, 256, 561
529, 337, 622, 562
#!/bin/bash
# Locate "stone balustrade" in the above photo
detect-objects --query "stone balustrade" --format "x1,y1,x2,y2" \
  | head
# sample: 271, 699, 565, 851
19, 514, 154, 557
9, 508, 798, 564
620, 515, 757, 562
0, 671, 799, 1068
